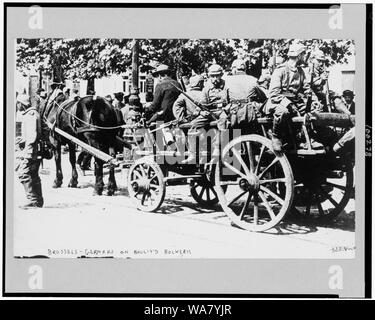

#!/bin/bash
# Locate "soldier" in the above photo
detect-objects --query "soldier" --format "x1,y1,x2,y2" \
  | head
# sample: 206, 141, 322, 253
226, 59, 267, 105
144, 64, 182, 123
201, 64, 227, 105
308, 50, 329, 107
172, 75, 206, 164
15, 94, 44, 208
257, 73, 272, 98
267, 43, 311, 152
173, 75, 204, 123
197, 64, 230, 162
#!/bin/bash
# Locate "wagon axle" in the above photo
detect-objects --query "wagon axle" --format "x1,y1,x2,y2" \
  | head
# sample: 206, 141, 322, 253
239, 175, 260, 193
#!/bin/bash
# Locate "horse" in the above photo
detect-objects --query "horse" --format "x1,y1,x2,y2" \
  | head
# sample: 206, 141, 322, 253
41, 94, 124, 196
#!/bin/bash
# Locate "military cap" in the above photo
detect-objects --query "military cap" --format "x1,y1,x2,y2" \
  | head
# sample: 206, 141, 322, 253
208, 64, 223, 76
189, 75, 204, 88
342, 90, 354, 97
16, 94, 30, 106
287, 43, 306, 57
313, 50, 326, 61
231, 59, 246, 71
152, 64, 170, 76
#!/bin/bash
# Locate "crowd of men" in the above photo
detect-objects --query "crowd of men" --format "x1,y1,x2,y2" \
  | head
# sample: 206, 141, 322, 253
15, 42, 355, 208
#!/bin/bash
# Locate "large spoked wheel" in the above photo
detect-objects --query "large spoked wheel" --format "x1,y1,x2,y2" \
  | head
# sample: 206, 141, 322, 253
127, 157, 166, 212
215, 134, 294, 232
293, 161, 354, 221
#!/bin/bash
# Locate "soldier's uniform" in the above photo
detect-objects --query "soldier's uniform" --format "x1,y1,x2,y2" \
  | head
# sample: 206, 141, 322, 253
307, 50, 329, 108
173, 75, 205, 123
177, 65, 226, 164
15, 94, 44, 208
267, 43, 311, 151
225, 59, 267, 122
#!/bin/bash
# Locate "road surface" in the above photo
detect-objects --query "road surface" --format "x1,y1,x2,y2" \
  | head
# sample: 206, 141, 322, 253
13, 152, 355, 259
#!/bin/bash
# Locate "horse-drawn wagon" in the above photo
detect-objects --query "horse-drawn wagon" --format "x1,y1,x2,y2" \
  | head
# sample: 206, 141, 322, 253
121, 111, 355, 232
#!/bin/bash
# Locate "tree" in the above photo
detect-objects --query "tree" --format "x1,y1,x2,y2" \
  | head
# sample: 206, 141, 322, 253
16, 38, 355, 80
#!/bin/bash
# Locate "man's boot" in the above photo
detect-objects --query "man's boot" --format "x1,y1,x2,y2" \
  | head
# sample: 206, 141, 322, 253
34, 182, 44, 207
20, 181, 43, 209
272, 117, 284, 153
271, 134, 283, 153
181, 133, 197, 164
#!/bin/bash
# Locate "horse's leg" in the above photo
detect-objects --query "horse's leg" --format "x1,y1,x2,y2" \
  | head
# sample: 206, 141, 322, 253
52, 143, 63, 188
93, 159, 104, 196
106, 146, 117, 196
67, 142, 78, 188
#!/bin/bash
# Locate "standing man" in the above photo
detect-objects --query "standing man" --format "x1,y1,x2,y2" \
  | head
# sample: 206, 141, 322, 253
341, 90, 355, 115
36, 88, 47, 111
113, 92, 125, 110
144, 64, 182, 123
267, 43, 311, 152
15, 94, 44, 208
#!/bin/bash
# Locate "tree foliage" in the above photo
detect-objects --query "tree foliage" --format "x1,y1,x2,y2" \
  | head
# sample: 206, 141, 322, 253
16, 38, 355, 80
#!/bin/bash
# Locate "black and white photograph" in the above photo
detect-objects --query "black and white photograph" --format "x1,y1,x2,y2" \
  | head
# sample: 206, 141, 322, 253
13, 37, 356, 259
3, 3, 370, 298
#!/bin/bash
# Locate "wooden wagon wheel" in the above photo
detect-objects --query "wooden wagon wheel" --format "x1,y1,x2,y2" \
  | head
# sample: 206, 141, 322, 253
215, 134, 294, 232
293, 161, 354, 221
127, 157, 166, 212
190, 175, 227, 207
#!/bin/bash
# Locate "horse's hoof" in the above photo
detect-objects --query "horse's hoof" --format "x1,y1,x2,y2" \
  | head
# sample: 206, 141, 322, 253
93, 190, 102, 196
107, 190, 115, 196
68, 182, 78, 188
52, 182, 62, 188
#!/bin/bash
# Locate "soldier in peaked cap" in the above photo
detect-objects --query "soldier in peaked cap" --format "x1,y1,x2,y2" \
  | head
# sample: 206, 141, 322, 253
202, 64, 227, 107
267, 43, 312, 152
145, 64, 182, 123
15, 94, 44, 208
172, 75, 207, 164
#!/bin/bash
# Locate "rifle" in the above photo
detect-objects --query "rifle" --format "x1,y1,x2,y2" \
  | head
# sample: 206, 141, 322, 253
170, 82, 219, 119
325, 69, 332, 112
271, 42, 276, 74
305, 63, 314, 114
177, 73, 187, 92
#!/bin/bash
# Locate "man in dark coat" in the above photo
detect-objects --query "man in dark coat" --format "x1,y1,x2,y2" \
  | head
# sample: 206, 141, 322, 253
145, 64, 182, 124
